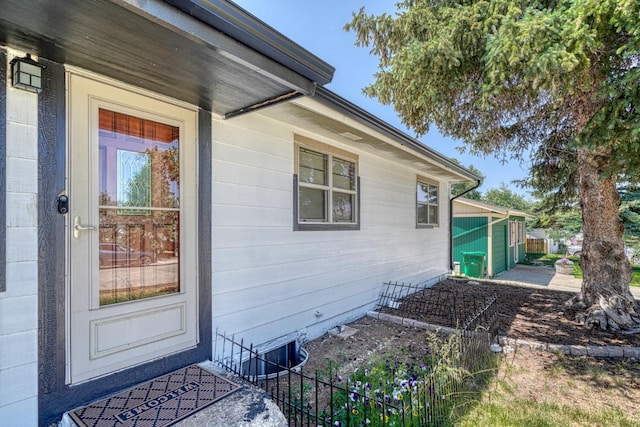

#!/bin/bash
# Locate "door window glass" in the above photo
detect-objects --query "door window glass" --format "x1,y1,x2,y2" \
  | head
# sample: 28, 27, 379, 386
98, 109, 180, 305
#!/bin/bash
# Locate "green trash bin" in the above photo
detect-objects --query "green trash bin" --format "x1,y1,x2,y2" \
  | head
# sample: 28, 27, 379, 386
462, 252, 486, 278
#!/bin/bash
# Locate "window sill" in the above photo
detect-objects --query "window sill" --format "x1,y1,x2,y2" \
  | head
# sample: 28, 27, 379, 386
416, 224, 436, 229
295, 223, 360, 231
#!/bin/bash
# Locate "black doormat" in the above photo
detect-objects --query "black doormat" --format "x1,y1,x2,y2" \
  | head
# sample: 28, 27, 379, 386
68, 365, 240, 427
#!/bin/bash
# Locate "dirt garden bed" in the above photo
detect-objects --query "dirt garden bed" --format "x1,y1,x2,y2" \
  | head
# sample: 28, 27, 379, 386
298, 279, 640, 423
302, 279, 640, 376
381, 279, 640, 347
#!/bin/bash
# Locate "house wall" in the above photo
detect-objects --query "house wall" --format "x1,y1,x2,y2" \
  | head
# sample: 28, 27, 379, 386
210, 112, 451, 348
0, 51, 463, 423
0, 49, 39, 425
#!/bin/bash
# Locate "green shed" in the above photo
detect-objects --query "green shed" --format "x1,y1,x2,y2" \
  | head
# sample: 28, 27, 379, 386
452, 198, 533, 278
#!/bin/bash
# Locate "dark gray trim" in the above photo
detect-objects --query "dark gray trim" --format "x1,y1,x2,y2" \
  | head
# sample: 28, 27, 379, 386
0, 48, 6, 292
38, 70, 213, 426
165, 0, 334, 84
37, 57, 70, 427
313, 87, 482, 183
293, 175, 361, 231
197, 106, 213, 362
416, 224, 435, 229
37, 58, 67, 406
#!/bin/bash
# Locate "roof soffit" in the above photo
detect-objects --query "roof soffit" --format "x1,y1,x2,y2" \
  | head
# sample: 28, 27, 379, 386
0, 0, 332, 114
259, 99, 478, 183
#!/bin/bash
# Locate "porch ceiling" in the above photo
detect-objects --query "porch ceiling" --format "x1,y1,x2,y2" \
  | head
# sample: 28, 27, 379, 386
0, 0, 334, 115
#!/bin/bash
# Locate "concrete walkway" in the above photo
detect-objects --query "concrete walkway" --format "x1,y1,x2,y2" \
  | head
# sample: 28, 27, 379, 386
490, 264, 640, 299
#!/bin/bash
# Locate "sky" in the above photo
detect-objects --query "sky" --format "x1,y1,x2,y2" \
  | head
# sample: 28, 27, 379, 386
232, 0, 531, 197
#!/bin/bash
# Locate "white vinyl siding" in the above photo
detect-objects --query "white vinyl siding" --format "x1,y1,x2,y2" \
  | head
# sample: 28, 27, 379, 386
0, 50, 39, 425
210, 111, 450, 348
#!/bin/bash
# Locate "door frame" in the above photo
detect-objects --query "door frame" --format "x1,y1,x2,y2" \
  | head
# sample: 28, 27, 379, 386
37, 62, 212, 426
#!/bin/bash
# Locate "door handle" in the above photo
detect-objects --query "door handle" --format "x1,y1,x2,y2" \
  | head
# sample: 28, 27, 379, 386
73, 215, 97, 239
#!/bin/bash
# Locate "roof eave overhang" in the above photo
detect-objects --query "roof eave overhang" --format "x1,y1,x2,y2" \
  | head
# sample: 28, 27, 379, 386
164, 0, 334, 85
312, 87, 482, 183
0, 0, 334, 115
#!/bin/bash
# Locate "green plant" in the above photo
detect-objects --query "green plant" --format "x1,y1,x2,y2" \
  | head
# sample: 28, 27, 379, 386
289, 381, 313, 410
316, 358, 341, 381
323, 332, 495, 426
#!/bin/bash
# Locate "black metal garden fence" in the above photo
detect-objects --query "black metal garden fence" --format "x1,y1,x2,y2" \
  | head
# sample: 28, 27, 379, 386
376, 280, 499, 335
214, 281, 499, 426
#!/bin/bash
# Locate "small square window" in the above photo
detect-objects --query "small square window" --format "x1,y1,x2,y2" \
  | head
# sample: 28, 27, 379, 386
299, 148, 327, 185
333, 192, 354, 222
299, 187, 327, 222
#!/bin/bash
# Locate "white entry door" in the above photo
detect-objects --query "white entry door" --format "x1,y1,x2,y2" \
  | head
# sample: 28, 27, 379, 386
68, 73, 199, 384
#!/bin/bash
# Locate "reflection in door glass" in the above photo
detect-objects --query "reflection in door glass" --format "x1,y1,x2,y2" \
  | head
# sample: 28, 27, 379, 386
98, 109, 180, 305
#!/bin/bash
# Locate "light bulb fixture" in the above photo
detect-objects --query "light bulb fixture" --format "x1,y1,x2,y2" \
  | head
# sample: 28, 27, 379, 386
11, 54, 46, 93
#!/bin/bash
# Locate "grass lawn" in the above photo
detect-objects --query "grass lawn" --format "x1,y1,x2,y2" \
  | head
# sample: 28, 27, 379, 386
524, 253, 640, 287
456, 350, 640, 427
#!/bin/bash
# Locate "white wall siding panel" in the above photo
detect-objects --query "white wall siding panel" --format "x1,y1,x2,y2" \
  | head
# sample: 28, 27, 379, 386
0, 397, 38, 426
5, 83, 38, 125
214, 138, 291, 172
0, 330, 37, 369
0, 362, 38, 408
213, 204, 292, 228
6, 121, 38, 160
214, 182, 291, 210
211, 112, 452, 351
5, 261, 38, 297
6, 158, 38, 193
5, 227, 38, 263
5, 193, 37, 228
0, 54, 39, 423
0, 295, 38, 335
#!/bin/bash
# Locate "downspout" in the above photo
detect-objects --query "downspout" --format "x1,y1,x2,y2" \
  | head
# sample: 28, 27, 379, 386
224, 90, 306, 119
449, 179, 482, 271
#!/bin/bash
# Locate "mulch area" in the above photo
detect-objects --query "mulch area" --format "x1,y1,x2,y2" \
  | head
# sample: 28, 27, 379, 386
380, 279, 640, 348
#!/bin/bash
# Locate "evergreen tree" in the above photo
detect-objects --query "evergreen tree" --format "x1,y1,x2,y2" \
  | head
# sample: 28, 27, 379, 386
347, 0, 640, 332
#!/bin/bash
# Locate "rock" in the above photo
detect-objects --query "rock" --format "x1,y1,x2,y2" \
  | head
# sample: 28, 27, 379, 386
490, 343, 502, 353
502, 345, 515, 354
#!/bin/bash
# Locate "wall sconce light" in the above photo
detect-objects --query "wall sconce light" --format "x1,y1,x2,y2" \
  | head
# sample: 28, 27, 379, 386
11, 54, 46, 93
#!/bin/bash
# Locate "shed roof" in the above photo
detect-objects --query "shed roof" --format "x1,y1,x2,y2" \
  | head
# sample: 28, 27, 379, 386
454, 197, 534, 219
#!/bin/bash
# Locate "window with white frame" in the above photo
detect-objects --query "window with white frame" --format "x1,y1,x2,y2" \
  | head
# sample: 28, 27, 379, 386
294, 136, 358, 229
518, 221, 525, 244
416, 179, 439, 226
509, 221, 517, 246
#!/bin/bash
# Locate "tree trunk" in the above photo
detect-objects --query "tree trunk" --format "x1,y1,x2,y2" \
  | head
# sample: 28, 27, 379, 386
572, 147, 640, 333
